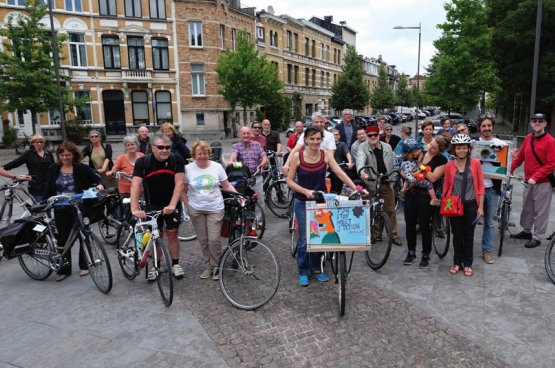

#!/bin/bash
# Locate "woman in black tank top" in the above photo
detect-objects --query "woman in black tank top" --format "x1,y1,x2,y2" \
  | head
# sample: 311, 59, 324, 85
286, 126, 361, 287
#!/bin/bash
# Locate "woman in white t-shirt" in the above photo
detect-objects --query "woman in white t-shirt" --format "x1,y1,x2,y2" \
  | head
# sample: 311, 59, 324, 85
184, 141, 237, 280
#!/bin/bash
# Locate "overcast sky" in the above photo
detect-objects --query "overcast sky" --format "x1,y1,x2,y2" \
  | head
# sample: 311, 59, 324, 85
257, 0, 448, 77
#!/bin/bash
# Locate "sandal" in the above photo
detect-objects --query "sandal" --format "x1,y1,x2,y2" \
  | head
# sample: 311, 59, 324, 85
463, 267, 473, 277
449, 265, 461, 274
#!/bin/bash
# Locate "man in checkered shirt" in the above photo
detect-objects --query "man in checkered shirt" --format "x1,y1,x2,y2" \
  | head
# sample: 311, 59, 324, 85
227, 126, 268, 212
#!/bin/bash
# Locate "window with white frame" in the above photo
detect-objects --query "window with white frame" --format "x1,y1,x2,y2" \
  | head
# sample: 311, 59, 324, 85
65, 0, 82, 12
191, 64, 205, 96
75, 91, 92, 123
152, 38, 169, 70
99, 0, 117, 16
196, 113, 205, 128
220, 24, 225, 49
189, 22, 203, 47
257, 27, 264, 41
155, 91, 172, 124
270, 31, 277, 47
102, 36, 120, 69
150, 0, 165, 19
293, 33, 298, 52
286, 31, 291, 50
304, 38, 309, 56
7, 0, 26, 5
49, 109, 61, 125
125, 0, 142, 18
231, 28, 236, 50
128, 36, 145, 70
132, 91, 149, 125
320, 43, 324, 59
68, 33, 87, 67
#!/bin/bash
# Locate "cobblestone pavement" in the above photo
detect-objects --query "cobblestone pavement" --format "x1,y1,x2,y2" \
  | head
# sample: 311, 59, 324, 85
1, 128, 555, 367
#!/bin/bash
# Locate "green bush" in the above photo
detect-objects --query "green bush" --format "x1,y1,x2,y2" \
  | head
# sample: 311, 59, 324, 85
65, 118, 92, 144
1, 127, 17, 147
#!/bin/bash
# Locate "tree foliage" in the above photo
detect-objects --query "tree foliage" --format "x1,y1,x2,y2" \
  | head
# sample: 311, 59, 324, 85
259, 92, 292, 131
395, 74, 414, 107
369, 64, 396, 112
0, 0, 76, 134
330, 45, 371, 111
424, 0, 500, 113
215, 29, 284, 125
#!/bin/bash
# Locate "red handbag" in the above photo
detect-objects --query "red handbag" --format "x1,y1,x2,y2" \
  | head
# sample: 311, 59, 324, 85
440, 159, 470, 218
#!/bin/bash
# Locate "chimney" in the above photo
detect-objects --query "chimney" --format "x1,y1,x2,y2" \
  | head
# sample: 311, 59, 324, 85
324, 16, 333, 23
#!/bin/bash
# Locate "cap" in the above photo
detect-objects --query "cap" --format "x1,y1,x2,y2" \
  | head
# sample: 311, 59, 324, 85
366, 126, 379, 133
531, 113, 546, 120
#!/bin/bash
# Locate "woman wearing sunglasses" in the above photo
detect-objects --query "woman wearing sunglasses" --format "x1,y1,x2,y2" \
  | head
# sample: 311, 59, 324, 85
82, 130, 118, 189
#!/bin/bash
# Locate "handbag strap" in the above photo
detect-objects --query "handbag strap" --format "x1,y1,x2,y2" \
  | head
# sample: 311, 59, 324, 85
529, 136, 545, 166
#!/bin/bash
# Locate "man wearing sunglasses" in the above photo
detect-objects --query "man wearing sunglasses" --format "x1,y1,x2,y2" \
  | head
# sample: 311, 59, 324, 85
357, 126, 402, 246
477, 114, 507, 264
250, 122, 266, 151
131, 133, 186, 279
510, 113, 555, 248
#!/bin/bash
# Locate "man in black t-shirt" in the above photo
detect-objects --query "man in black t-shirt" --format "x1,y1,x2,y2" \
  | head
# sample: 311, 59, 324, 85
131, 133, 185, 279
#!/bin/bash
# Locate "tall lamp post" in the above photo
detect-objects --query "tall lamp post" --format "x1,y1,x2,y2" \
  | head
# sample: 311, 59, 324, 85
48, 0, 67, 141
394, 23, 421, 134
529, 0, 543, 133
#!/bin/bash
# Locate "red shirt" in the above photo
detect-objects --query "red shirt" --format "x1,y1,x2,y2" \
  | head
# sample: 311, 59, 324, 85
251, 135, 266, 151
511, 132, 555, 183
287, 133, 301, 150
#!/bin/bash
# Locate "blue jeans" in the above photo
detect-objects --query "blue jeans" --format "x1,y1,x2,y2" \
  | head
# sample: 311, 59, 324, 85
294, 199, 322, 276
481, 188, 499, 253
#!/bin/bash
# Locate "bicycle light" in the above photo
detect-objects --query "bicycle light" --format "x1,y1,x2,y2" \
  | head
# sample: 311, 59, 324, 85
83, 217, 90, 226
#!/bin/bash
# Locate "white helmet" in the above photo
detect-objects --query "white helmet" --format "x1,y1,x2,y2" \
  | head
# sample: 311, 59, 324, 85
451, 134, 473, 145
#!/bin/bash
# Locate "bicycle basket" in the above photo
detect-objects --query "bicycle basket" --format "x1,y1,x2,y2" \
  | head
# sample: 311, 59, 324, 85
0, 217, 42, 259
81, 192, 108, 224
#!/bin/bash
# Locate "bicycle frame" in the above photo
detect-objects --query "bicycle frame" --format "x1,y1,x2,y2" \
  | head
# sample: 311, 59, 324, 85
1, 181, 36, 222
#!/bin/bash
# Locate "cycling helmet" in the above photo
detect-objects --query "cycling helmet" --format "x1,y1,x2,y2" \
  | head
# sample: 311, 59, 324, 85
451, 134, 473, 145
402, 138, 420, 153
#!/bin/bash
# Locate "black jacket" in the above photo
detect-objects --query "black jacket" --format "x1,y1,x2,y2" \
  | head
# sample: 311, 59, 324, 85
81, 143, 114, 170
336, 122, 358, 149
2, 148, 54, 196
42, 163, 106, 199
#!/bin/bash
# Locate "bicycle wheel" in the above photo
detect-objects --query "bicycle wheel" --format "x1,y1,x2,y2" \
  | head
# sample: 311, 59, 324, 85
432, 211, 450, 258
219, 237, 280, 310
245, 202, 265, 239
154, 238, 173, 306
116, 223, 139, 280
266, 180, 291, 218
365, 211, 393, 270
98, 217, 119, 245
83, 233, 113, 294
545, 236, 555, 284
498, 202, 508, 257
289, 210, 298, 257
18, 233, 55, 281
0, 199, 14, 227
15, 141, 27, 155
178, 203, 197, 241
338, 252, 346, 317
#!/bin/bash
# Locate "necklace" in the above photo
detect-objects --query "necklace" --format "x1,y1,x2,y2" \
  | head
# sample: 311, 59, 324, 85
304, 150, 320, 162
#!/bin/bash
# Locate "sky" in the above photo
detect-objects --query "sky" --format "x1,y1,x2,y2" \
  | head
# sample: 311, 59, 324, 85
257, 0, 448, 77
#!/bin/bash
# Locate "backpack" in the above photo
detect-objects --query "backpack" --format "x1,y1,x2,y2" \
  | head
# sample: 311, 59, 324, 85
141, 153, 178, 178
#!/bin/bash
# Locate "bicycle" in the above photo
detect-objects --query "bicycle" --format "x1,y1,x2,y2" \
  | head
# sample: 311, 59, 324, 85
218, 190, 280, 310
115, 207, 173, 306
0, 179, 36, 228
358, 165, 395, 270
15, 132, 53, 154
178, 200, 197, 242
497, 174, 527, 257
432, 178, 450, 258
288, 196, 298, 257
545, 229, 555, 284
264, 151, 291, 218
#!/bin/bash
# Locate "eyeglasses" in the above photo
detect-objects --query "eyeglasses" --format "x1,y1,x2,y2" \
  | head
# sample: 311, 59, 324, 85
153, 145, 172, 150
385, 128, 392, 131
252, 127, 261, 129
90, 135, 99, 138
367, 133, 379, 138
32, 141, 45, 144
58, 154, 72, 158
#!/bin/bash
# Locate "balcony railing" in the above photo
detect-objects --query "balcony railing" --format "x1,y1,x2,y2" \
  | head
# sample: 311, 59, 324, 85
123, 69, 152, 80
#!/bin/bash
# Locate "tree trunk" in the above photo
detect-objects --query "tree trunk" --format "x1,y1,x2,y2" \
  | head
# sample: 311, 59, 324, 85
31, 109, 37, 135
243, 106, 247, 126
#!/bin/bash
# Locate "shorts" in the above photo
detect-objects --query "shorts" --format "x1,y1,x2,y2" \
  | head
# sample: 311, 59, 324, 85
156, 206, 182, 231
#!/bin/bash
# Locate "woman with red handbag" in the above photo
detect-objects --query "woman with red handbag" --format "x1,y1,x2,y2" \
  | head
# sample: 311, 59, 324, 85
442, 134, 484, 277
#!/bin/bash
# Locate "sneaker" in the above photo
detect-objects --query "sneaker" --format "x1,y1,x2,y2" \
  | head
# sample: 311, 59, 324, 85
483, 252, 494, 264
200, 269, 212, 279
172, 264, 185, 279
404, 252, 416, 265
312, 272, 329, 282
299, 275, 309, 286
511, 231, 532, 240
147, 269, 156, 281
419, 255, 430, 269
212, 268, 219, 281
430, 198, 441, 206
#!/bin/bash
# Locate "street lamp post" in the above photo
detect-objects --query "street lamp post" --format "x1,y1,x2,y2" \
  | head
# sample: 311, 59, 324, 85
394, 23, 421, 134
529, 0, 543, 133
48, 0, 67, 141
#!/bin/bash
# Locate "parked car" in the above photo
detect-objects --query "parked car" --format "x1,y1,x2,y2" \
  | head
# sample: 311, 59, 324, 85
356, 114, 377, 126
386, 113, 401, 125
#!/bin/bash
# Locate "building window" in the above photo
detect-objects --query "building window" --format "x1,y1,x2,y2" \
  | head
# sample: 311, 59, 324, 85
7, 0, 26, 5
99, 0, 117, 16
65, 0, 82, 12
125, 0, 141, 18
132, 91, 149, 126
270, 31, 277, 47
191, 64, 205, 96
231, 28, 236, 50
152, 38, 169, 70
75, 91, 91, 123
326, 45, 330, 62
304, 37, 309, 56
312, 69, 315, 86
102, 36, 120, 69
149, 0, 165, 19
294, 65, 299, 84
311, 40, 315, 58
128, 36, 145, 70
333, 49, 337, 64
293, 33, 298, 52
287, 64, 292, 84
49, 109, 61, 125
320, 43, 324, 59
220, 24, 225, 49
257, 27, 264, 42
189, 22, 203, 47
326, 72, 330, 87
338, 50, 341, 64
305, 68, 309, 86
68, 33, 87, 67
321, 71, 324, 87
196, 113, 205, 128
286, 31, 292, 50
155, 91, 172, 123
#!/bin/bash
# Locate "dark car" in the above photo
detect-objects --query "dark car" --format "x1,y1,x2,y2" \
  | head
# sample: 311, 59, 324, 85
386, 113, 401, 125
357, 114, 377, 126
440, 113, 477, 133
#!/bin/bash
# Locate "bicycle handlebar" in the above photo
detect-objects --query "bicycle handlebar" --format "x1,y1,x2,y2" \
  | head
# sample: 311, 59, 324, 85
357, 165, 400, 182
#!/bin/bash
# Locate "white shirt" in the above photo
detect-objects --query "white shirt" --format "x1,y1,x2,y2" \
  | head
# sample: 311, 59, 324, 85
184, 161, 228, 211
479, 136, 507, 188
296, 130, 337, 151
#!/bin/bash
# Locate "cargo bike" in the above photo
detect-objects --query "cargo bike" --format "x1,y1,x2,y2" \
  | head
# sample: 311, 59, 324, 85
306, 191, 379, 317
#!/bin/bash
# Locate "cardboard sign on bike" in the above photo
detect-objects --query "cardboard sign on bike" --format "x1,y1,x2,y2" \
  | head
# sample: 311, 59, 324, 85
305, 196, 371, 252
470, 140, 514, 180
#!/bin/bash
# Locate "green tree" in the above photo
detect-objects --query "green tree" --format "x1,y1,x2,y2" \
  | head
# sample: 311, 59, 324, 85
216, 30, 284, 126
369, 64, 396, 112
0, 0, 76, 135
259, 92, 292, 131
330, 45, 371, 111
395, 74, 414, 107
425, 0, 500, 113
